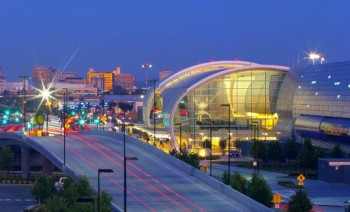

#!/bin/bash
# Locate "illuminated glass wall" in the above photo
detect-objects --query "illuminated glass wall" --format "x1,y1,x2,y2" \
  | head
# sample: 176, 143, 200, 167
173, 69, 287, 150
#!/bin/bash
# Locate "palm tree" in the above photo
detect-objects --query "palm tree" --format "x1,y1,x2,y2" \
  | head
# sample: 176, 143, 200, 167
219, 139, 227, 156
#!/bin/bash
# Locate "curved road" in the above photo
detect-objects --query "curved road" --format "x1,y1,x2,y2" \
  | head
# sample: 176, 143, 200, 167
33, 132, 266, 211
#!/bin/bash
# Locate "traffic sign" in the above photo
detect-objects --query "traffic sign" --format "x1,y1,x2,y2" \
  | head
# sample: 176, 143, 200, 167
297, 174, 306, 186
202, 165, 208, 173
100, 116, 107, 123
273, 193, 281, 204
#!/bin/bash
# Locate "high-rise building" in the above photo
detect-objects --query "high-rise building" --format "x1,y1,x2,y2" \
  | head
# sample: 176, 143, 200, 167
159, 70, 173, 81
0, 66, 5, 82
32, 66, 53, 88
112, 67, 121, 75
114, 73, 136, 90
87, 68, 113, 92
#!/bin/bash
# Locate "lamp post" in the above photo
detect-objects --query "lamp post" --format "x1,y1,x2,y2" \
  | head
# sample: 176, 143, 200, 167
63, 92, 66, 166
142, 63, 152, 87
147, 79, 157, 145
115, 122, 136, 211
76, 197, 94, 212
252, 121, 259, 174
18, 75, 31, 133
46, 100, 52, 135
97, 168, 113, 212
209, 126, 213, 176
175, 123, 182, 151
220, 104, 231, 184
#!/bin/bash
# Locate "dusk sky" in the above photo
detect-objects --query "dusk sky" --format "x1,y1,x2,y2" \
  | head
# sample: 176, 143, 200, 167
1, 0, 350, 85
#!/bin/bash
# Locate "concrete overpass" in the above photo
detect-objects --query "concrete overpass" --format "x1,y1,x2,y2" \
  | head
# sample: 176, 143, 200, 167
0, 131, 272, 211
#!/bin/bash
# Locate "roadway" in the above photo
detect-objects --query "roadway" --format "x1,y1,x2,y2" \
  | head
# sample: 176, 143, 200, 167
0, 185, 35, 212
32, 132, 267, 211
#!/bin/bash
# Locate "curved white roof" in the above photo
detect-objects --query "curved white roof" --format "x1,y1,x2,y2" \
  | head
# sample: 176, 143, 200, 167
142, 61, 289, 150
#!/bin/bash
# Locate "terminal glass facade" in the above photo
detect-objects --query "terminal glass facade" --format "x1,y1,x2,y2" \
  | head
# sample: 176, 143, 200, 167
172, 69, 286, 149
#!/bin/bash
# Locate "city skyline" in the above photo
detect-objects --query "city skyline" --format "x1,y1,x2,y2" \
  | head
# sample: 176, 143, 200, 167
1, 1, 350, 86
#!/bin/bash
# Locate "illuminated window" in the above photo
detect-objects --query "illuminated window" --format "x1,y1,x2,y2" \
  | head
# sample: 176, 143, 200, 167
337, 95, 341, 99
315, 92, 319, 96
334, 82, 340, 85
328, 75, 331, 79
298, 85, 301, 89
348, 84, 350, 88
311, 81, 317, 84
301, 75, 304, 78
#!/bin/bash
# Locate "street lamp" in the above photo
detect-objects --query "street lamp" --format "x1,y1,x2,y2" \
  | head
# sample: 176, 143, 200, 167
115, 122, 136, 211
18, 75, 31, 133
175, 123, 182, 151
76, 197, 95, 212
252, 121, 259, 174
97, 168, 113, 212
63, 92, 66, 166
220, 104, 231, 185
46, 101, 52, 135
142, 63, 152, 86
147, 79, 157, 145
209, 126, 213, 176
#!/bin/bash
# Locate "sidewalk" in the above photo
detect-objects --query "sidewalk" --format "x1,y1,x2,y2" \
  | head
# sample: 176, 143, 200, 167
202, 159, 350, 208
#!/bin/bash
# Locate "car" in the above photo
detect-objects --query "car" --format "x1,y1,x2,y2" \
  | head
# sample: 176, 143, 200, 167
229, 150, 240, 158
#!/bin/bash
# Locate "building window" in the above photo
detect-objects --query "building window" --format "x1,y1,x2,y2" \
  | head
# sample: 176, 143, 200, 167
315, 92, 319, 96
311, 81, 317, 84
334, 82, 340, 85
337, 95, 341, 99
328, 75, 332, 79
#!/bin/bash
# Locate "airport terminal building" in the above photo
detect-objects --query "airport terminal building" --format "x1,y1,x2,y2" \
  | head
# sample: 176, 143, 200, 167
142, 60, 350, 153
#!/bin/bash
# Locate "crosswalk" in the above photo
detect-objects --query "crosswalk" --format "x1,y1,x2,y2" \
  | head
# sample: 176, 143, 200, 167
0, 198, 35, 202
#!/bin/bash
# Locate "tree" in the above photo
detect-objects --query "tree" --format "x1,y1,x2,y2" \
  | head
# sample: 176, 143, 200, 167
330, 144, 345, 158
31, 176, 55, 204
0, 145, 13, 177
246, 174, 273, 207
267, 141, 282, 166
221, 171, 230, 185
202, 139, 212, 149
2, 90, 10, 97
118, 102, 133, 112
45, 196, 69, 212
230, 173, 247, 194
219, 139, 227, 156
312, 147, 324, 169
284, 138, 298, 165
288, 189, 312, 212
250, 140, 265, 161
170, 149, 200, 169
297, 139, 314, 170
98, 190, 113, 212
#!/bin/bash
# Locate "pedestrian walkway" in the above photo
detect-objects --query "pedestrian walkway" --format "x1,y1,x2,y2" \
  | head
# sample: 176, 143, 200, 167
203, 159, 350, 210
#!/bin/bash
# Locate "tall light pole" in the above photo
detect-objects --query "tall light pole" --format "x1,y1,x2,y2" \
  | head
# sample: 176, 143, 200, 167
175, 123, 182, 152
147, 79, 157, 145
98, 168, 113, 212
220, 104, 231, 184
63, 91, 66, 166
18, 75, 31, 133
142, 63, 152, 87
115, 122, 136, 211
46, 100, 52, 135
209, 126, 213, 176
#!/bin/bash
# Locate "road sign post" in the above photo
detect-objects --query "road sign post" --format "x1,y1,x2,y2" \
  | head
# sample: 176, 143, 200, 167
297, 174, 305, 186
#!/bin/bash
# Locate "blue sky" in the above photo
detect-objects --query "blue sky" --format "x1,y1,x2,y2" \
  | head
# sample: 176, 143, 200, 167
1, 0, 350, 86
